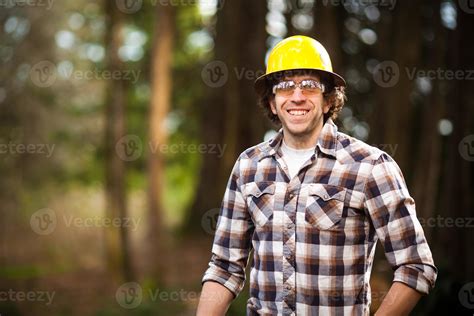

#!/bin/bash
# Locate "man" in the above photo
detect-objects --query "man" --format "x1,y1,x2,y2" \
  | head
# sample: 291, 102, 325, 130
197, 35, 437, 315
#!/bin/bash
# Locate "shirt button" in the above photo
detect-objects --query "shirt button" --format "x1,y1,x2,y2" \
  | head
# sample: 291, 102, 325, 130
288, 193, 294, 199
285, 284, 292, 290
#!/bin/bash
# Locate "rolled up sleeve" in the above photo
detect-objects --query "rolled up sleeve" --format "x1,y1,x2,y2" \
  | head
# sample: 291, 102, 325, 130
363, 153, 437, 294
202, 156, 254, 297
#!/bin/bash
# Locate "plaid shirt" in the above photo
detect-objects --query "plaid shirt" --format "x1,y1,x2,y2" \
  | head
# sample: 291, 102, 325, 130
202, 118, 437, 315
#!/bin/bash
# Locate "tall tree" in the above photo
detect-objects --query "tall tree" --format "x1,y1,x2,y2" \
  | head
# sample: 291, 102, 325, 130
411, 0, 445, 227
312, 2, 344, 71
146, 3, 176, 281
371, 1, 423, 175
103, 0, 133, 282
438, 1, 474, 282
184, 0, 267, 234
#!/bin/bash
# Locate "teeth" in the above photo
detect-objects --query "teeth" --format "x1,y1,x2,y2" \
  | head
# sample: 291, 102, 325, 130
288, 110, 308, 116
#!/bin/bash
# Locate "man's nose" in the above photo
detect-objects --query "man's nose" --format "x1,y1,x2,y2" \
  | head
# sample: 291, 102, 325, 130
289, 87, 306, 103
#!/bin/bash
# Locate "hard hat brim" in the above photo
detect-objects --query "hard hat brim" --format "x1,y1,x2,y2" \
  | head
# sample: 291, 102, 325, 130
254, 68, 346, 96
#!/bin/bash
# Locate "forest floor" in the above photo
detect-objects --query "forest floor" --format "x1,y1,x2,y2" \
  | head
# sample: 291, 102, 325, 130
0, 187, 392, 315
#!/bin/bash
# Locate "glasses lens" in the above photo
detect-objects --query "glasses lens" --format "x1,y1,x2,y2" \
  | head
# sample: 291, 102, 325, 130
273, 80, 323, 95
300, 80, 321, 93
274, 81, 295, 94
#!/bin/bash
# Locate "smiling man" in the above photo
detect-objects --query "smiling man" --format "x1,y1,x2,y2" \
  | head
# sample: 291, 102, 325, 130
197, 35, 437, 315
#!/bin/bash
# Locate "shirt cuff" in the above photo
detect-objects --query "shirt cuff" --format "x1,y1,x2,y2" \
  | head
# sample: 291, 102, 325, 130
393, 264, 437, 295
202, 263, 245, 298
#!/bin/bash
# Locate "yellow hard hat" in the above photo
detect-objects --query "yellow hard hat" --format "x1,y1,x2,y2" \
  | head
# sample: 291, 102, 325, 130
254, 35, 346, 95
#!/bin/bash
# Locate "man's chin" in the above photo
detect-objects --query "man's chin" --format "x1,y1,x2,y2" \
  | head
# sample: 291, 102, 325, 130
283, 124, 311, 137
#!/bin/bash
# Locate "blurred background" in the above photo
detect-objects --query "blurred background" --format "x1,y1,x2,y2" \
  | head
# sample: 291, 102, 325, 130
1, 0, 473, 315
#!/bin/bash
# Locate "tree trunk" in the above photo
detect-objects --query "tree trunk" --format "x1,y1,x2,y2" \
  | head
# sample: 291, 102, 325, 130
312, 3, 344, 71
104, 0, 133, 282
411, 0, 444, 231
372, 2, 422, 177
147, 3, 175, 282
437, 2, 474, 282
184, 0, 267, 235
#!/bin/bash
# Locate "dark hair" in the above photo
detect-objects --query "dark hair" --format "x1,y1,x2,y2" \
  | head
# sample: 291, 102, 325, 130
257, 70, 347, 125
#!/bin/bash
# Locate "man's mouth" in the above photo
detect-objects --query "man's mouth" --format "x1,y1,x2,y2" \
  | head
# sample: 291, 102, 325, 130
287, 109, 309, 116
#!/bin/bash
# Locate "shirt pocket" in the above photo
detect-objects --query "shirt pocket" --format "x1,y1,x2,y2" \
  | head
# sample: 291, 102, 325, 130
305, 183, 347, 230
242, 182, 276, 227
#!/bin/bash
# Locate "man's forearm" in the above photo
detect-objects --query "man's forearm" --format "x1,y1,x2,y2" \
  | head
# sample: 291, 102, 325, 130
196, 281, 234, 316
375, 281, 422, 316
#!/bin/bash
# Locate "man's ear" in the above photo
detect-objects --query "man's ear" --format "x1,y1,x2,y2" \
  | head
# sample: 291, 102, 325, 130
270, 98, 277, 115
322, 97, 331, 114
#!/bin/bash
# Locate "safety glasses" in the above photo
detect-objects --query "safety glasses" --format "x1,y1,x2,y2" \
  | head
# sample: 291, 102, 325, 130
272, 79, 325, 96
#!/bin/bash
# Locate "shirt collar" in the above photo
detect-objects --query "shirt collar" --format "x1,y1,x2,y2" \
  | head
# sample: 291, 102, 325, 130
258, 118, 338, 161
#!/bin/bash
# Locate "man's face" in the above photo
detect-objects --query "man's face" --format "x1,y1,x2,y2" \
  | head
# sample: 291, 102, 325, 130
270, 74, 330, 139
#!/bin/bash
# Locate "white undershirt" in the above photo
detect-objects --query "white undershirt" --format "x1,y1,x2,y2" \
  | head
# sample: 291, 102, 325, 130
281, 140, 316, 179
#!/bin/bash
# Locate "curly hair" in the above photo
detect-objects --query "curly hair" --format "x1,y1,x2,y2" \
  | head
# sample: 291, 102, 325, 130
257, 70, 346, 125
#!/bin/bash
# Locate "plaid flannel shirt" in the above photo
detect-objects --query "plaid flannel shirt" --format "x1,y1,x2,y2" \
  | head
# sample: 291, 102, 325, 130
202, 118, 437, 315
